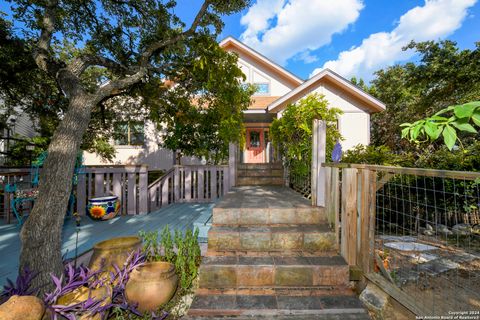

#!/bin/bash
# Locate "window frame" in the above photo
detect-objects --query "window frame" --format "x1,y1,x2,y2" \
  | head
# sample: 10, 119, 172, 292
253, 82, 270, 96
113, 121, 145, 147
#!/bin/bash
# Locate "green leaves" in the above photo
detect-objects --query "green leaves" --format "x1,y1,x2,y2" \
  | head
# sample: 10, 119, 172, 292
270, 93, 343, 177
400, 101, 480, 150
442, 125, 457, 150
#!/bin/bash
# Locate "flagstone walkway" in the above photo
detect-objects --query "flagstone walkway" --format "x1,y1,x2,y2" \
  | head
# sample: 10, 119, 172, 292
188, 186, 370, 319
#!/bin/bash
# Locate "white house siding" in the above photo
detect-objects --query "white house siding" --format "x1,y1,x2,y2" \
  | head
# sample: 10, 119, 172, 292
83, 121, 175, 170
235, 53, 296, 97
12, 112, 37, 139
312, 81, 371, 149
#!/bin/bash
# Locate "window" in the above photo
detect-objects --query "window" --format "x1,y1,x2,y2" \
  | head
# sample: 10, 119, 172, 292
249, 130, 261, 148
114, 122, 145, 146
255, 83, 269, 95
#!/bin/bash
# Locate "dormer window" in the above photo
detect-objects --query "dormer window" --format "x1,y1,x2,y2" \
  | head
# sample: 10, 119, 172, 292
255, 83, 270, 95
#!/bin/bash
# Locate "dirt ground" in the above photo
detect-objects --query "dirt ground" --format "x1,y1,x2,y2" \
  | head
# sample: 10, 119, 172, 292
400, 259, 480, 316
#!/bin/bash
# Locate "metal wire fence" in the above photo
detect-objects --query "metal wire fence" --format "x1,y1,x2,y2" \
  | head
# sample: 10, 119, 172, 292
324, 163, 480, 317
374, 170, 480, 315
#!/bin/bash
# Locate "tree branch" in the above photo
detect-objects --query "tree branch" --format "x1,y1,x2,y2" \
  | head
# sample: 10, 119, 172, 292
32, 0, 61, 76
140, 0, 211, 65
68, 55, 130, 77
95, 69, 147, 101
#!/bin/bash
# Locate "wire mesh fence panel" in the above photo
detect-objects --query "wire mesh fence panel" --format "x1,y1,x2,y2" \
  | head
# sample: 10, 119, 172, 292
374, 171, 480, 315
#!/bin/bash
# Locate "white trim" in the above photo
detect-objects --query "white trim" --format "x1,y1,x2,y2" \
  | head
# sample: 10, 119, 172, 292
243, 109, 267, 114
267, 68, 386, 113
220, 37, 304, 86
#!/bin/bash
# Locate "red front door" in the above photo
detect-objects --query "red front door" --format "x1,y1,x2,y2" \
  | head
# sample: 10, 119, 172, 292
245, 128, 265, 163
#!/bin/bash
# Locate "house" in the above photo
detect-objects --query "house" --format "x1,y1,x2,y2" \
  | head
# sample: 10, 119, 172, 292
0, 106, 37, 165
84, 37, 385, 169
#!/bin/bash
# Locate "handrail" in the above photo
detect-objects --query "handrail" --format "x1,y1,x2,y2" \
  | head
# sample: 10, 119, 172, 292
323, 162, 480, 180
148, 167, 175, 189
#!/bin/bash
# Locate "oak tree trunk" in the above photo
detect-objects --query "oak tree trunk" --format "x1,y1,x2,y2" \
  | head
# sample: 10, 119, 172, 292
19, 93, 94, 293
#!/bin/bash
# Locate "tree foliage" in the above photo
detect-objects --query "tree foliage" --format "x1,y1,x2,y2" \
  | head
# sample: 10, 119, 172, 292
369, 40, 480, 151
270, 93, 342, 177
401, 101, 480, 150
4, 0, 252, 293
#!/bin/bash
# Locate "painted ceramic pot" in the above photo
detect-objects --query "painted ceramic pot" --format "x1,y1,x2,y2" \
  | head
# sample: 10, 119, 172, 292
125, 261, 178, 312
87, 195, 120, 220
88, 236, 142, 273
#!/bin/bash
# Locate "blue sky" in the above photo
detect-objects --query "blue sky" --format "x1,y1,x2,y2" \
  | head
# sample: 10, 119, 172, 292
2, 0, 479, 81
178, 0, 480, 81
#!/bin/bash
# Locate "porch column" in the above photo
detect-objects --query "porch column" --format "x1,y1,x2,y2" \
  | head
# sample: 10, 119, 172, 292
311, 119, 326, 207
228, 143, 236, 188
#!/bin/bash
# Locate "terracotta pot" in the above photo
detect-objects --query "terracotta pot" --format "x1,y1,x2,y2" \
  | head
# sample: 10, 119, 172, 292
88, 236, 142, 272
125, 261, 178, 312
56, 286, 111, 320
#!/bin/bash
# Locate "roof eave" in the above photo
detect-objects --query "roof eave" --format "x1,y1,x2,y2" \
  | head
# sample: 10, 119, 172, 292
267, 69, 386, 113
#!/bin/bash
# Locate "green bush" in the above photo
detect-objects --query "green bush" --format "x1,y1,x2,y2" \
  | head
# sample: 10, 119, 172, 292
270, 93, 342, 178
341, 142, 480, 172
341, 144, 410, 166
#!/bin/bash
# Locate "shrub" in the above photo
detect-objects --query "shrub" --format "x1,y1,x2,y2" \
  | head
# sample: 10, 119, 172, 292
270, 93, 342, 178
341, 144, 409, 166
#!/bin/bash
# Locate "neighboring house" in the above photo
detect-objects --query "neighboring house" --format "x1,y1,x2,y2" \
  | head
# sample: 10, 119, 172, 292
84, 37, 385, 168
0, 106, 37, 165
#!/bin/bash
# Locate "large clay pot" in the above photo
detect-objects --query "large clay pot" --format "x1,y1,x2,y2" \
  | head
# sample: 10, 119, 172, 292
56, 286, 111, 320
87, 195, 121, 220
88, 236, 142, 272
125, 261, 178, 312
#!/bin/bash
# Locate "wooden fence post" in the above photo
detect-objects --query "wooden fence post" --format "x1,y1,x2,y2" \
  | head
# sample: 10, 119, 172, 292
341, 168, 358, 266
311, 119, 326, 207
138, 165, 148, 214
76, 173, 86, 215
229, 143, 236, 188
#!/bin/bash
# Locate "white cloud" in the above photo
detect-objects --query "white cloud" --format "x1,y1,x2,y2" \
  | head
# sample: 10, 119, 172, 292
313, 0, 477, 80
240, 0, 364, 65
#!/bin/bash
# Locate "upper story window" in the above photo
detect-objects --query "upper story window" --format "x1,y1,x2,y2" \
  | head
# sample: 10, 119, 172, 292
254, 83, 270, 95
114, 121, 145, 146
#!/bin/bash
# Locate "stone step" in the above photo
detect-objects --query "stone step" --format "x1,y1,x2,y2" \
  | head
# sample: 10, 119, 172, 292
237, 168, 283, 177
237, 176, 284, 186
198, 256, 349, 289
187, 294, 369, 318
237, 163, 283, 170
213, 206, 325, 226
208, 225, 336, 253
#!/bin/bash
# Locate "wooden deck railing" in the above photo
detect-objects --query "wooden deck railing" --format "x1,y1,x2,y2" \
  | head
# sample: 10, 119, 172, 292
76, 165, 149, 216
148, 165, 231, 212
323, 162, 480, 316
1, 162, 234, 223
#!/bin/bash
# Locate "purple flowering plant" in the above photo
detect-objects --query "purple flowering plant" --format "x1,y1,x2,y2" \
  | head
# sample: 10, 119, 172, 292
0, 266, 38, 303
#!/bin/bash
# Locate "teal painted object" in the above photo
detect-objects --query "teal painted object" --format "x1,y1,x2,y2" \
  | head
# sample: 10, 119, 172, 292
7, 151, 85, 225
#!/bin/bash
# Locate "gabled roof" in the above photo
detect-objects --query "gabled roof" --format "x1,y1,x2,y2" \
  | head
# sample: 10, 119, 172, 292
267, 68, 386, 114
219, 36, 304, 88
